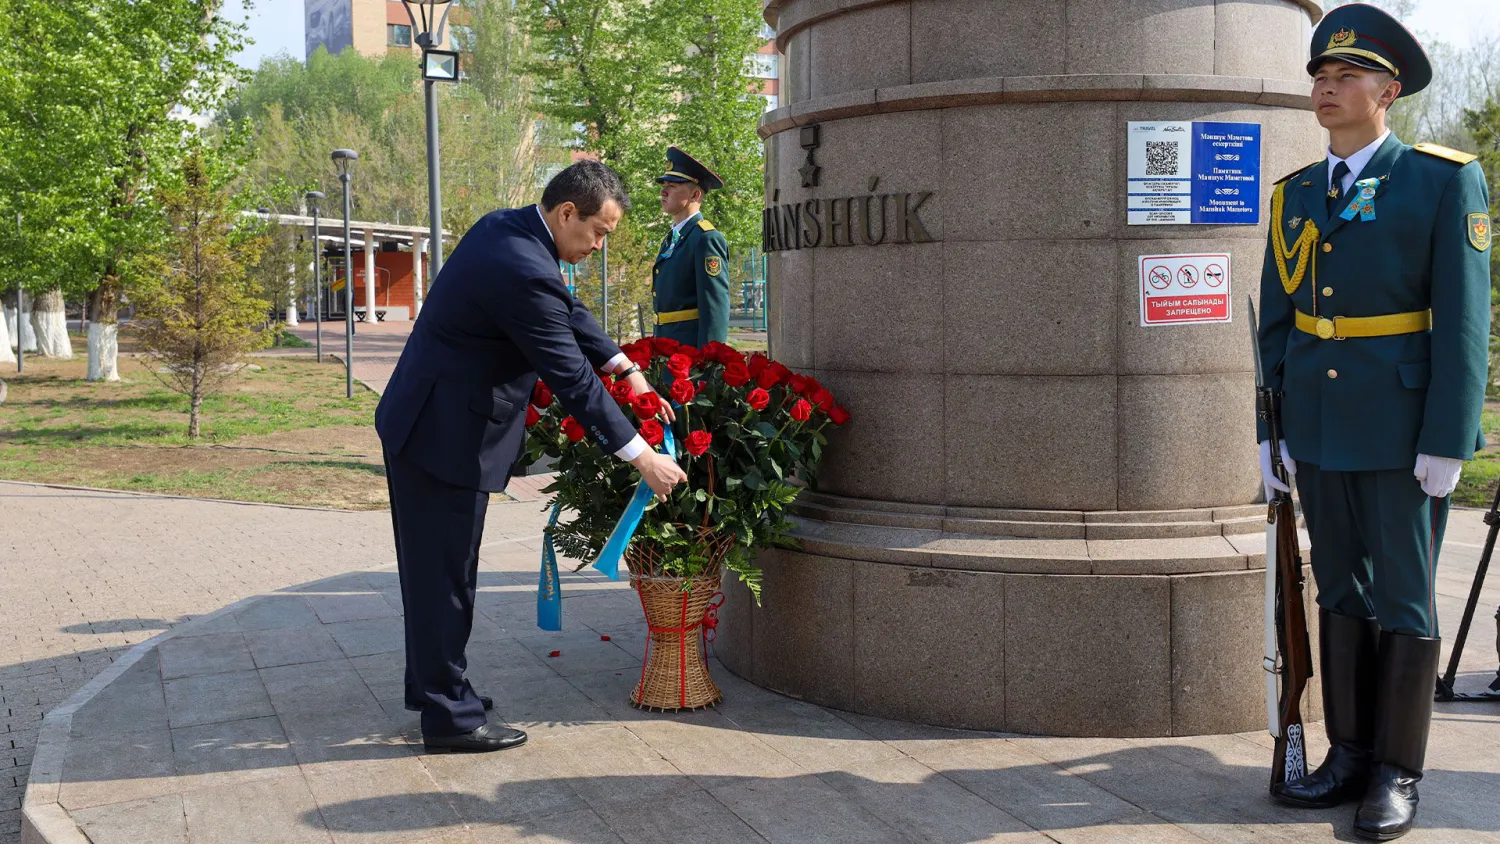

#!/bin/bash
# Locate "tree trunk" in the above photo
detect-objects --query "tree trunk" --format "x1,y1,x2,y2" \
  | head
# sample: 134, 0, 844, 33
16, 298, 37, 353
88, 281, 121, 382
188, 363, 204, 439
30, 288, 72, 359
0, 300, 13, 364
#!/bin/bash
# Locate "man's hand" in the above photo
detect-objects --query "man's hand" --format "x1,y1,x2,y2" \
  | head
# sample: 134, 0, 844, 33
623, 370, 676, 423
631, 449, 687, 501
1414, 454, 1463, 498
1260, 439, 1297, 501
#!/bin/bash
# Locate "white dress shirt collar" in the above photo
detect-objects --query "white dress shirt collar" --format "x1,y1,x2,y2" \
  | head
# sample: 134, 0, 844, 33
1327, 130, 1390, 192
671, 211, 701, 237
535, 205, 556, 246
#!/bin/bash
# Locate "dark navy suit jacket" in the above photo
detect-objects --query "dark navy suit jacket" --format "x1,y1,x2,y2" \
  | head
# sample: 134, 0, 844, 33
375, 206, 637, 492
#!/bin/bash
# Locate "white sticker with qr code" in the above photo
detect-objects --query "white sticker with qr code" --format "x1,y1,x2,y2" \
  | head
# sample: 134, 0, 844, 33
1127, 121, 1262, 226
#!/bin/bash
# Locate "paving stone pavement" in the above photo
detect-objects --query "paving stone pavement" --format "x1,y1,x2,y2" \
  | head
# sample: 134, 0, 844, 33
11, 488, 1500, 844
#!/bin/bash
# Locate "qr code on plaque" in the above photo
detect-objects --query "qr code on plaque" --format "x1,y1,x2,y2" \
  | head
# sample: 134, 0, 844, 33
1145, 140, 1181, 176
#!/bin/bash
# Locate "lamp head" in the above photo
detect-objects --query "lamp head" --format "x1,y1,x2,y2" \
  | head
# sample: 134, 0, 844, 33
331, 149, 359, 178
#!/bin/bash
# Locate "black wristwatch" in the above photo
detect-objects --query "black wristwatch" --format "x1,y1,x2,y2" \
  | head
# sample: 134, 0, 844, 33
619, 364, 641, 379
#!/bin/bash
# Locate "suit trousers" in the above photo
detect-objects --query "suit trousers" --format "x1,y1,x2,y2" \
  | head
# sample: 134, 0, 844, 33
1296, 462, 1447, 637
383, 447, 490, 737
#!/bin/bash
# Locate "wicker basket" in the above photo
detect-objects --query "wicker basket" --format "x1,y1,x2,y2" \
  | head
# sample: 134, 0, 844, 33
625, 530, 735, 711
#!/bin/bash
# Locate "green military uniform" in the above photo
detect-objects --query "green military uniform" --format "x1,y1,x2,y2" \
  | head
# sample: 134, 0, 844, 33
1259, 5, 1493, 839
652, 147, 731, 348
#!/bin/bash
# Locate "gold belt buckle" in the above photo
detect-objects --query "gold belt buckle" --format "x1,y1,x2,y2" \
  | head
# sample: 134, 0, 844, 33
1315, 317, 1337, 340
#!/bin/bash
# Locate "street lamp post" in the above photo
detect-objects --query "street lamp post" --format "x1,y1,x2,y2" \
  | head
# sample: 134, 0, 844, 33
332, 150, 358, 399
15, 213, 23, 374
306, 191, 325, 364
402, 0, 459, 283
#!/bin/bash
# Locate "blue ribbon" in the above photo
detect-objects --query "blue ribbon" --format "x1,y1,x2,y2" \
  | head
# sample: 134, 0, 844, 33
1339, 177, 1379, 222
537, 503, 564, 631
593, 424, 676, 581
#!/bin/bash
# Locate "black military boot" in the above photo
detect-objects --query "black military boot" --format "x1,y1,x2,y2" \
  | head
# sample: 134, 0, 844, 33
1272, 609, 1379, 809
1354, 630, 1441, 841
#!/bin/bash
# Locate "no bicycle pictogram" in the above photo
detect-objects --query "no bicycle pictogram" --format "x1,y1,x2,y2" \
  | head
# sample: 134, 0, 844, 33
1204, 263, 1225, 288
1147, 266, 1172, 290
1177, 266, 1199, 288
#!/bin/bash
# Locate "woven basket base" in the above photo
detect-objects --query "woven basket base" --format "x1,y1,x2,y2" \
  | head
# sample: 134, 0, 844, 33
629, 571, 724, 711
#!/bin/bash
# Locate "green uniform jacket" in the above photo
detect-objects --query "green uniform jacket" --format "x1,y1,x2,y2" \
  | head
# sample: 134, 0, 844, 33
652, 213, 731, 348
1256, 134, 1492, 471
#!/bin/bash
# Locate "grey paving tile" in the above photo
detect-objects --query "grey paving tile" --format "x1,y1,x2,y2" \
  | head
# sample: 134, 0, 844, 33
471, 807, 625, 843
71, 794, 188, 844
593, 788, 766, 844
163, 669, 274, 729
349, 650, 408, 702
58, 729, 179, 811
514, 630, 639, 678
260, 659, 380, 716
711, 775, 906, 843
533, 724, 696, 810
70, 677, 169, 737
171, 715, 296, 790
1017, 735, 1233, 812
475, 673, 613, 739
621, 709, 807, 790
175, 613, 243, 639
234, 596, 323, 632
244, 625, 347, 669
308, 592, 401, 624
305, 755, 464, 842
722, 699, 902, 773
280, 703, 415, 771
157, 632, 256, 680
328, 617, 406, 657
819, 756, 1049, 843
1044, 812, 1225, 843
422, 740, 587, 824
180, 772, 331, 843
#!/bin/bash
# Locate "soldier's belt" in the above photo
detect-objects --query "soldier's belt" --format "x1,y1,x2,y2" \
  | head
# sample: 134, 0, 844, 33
657, 308, 699, 325
1294, 309, 1432, 340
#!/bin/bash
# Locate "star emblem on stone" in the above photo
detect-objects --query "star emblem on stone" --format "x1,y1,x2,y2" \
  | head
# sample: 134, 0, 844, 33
799, 162, 820, 187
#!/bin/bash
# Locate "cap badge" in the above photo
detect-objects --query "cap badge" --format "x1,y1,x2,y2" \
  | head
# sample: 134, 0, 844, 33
1329, 27, 1358, 49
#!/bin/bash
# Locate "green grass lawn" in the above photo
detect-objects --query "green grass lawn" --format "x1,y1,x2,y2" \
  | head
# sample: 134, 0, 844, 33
0, 350, 391, 509
1454, 402, 1500, 508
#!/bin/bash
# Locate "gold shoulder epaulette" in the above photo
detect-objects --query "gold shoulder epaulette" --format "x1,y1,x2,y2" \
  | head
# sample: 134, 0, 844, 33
1414, 142, 1478, 165
697, 219, 715, 232
1275, 162, 1318, 185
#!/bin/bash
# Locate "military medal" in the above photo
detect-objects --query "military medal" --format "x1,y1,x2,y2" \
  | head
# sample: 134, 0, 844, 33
1338, 177, 1379, 222
1288, 217, 1303, 230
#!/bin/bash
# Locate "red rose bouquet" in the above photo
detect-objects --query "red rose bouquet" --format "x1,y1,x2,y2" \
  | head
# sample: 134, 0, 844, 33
520, 339, 850, 599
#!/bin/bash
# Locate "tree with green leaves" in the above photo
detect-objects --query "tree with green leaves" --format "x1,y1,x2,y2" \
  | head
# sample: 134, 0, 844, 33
1461, 98, 1500, 395
133, 149, 271, 439
0, 0, 248, 381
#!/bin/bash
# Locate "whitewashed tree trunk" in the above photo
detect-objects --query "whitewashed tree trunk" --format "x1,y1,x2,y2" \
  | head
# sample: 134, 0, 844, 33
0, 303, 13, 363
285, 263, 299, 326
3, 304, 14, 351
30, 288, 72, 359
87, 322, 119, 381
17, 301, 37, 353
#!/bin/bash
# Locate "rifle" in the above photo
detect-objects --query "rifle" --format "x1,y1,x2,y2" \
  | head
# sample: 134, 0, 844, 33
1249, 298, 1314, 790
1433, 478, 1500, 702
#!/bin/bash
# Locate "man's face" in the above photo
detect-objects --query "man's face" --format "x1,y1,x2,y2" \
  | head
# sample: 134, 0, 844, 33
1312, 60, 1400, 131
659, 181, 701, 216
553, 199, 623, 264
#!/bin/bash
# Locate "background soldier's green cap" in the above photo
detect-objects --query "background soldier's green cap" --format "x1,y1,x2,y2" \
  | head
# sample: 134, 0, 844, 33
1308, 3, 1430, 98
655, 146, 724, 191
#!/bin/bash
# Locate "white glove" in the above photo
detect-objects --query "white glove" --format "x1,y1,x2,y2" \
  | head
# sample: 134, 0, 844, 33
1260, 439, 1297, 501
1414, 453, 1463, 498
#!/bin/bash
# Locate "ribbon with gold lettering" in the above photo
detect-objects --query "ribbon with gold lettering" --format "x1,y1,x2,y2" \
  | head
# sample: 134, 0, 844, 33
593, 424, 677, 581
537, 503, 564, 631
1339, 177, 1379, 222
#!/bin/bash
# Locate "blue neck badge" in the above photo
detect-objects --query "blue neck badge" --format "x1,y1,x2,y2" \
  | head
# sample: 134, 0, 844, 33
1339, 177, 1380, 222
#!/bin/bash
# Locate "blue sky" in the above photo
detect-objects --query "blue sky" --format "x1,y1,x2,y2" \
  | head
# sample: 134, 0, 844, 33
223, 0, 1491, 70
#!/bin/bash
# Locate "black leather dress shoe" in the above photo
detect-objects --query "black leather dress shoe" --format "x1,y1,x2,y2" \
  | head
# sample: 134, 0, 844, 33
406, 696, 494, 713
423, 723, 528, 753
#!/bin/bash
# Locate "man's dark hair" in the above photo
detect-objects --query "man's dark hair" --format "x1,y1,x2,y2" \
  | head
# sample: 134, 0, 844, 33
540, 160, 631, 218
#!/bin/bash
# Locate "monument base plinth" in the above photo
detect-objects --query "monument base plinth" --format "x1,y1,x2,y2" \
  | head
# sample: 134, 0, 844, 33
716, 493, 1321, 738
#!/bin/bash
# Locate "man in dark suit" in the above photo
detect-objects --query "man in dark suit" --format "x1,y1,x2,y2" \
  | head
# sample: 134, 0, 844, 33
375, 161, 687, 753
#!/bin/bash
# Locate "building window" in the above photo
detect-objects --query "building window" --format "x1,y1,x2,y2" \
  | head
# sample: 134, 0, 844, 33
746, 53, 778, 79
761, 93, 778, 112
388, 24, 412, 47
760, 23, 776, 40
449, 24, 474, 51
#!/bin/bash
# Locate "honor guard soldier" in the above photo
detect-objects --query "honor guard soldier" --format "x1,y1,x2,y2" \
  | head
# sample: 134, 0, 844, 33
653, 146, 731, 347
1257, 4, 1492, 839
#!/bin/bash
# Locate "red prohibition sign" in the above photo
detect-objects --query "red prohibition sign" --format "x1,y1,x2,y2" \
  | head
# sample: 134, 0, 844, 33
1177, 265, 1199, 288
1147, 266, 1172, 290
1204, 263, 1225, 287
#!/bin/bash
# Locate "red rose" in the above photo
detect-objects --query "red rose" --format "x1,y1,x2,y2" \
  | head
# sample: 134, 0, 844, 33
755, 369, 781, 390
627, 345, 652, 369
746, 388, 770, 411
532, 381, 554, 409
669, 378, 696, 405
599, 372, 613, 388
788, 374, 811, 395
790, 399, 813, 422
686, 430, 712, 457
723, 361, 751, 387
703, 341, 742, 366
677, 345, 702, 363
609, 381, 634, 405
639, 419, 664, 447
747, 353, 770, 378
799, 377, 823, 398
811, 386, 836, 412
652, 337, 681, 357
829, 404, 852, 425
632, 392, 662, 421
562, 417, 586, 443
667, 353, 693, 379
525, 405, 541, 427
